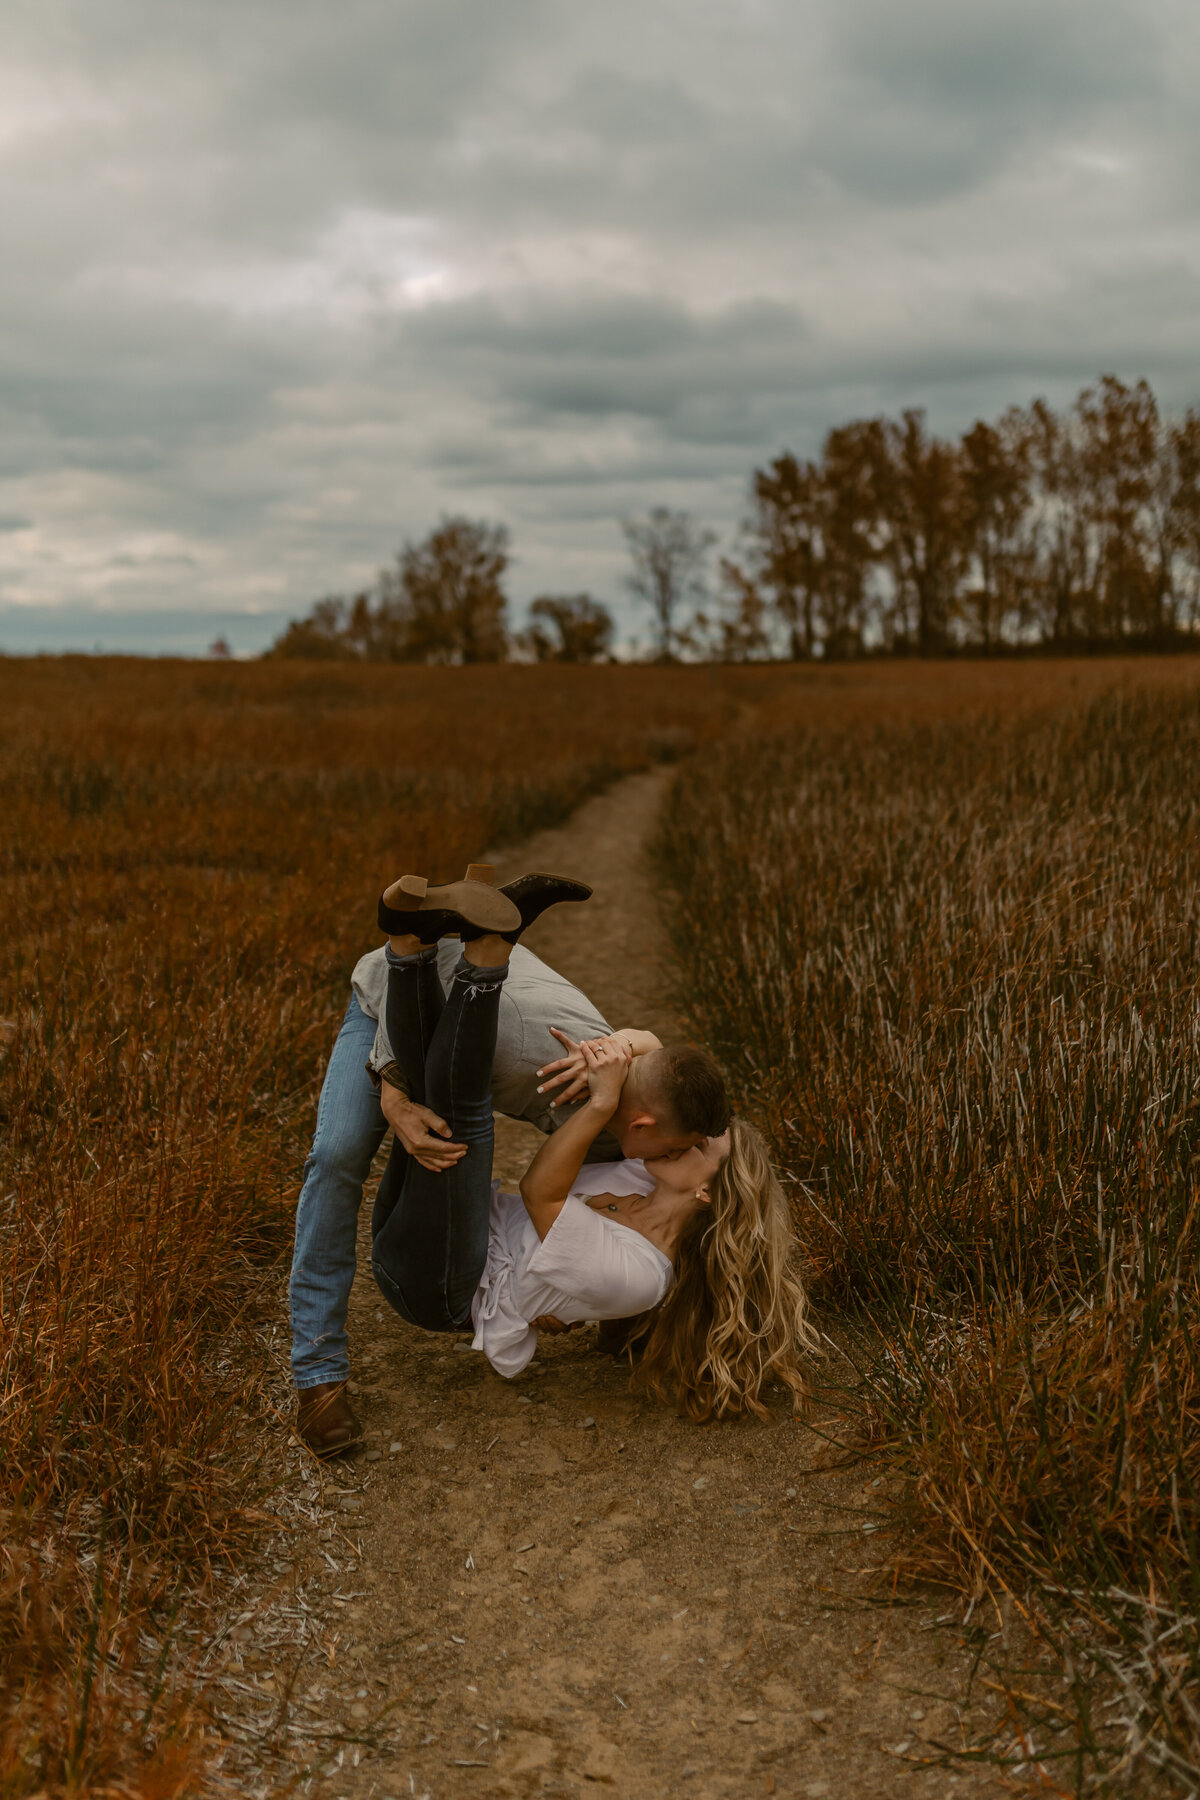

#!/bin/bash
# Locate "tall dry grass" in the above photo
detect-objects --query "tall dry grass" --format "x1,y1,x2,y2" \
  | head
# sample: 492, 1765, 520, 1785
0, 655, 773, 1797
657, 661, 1200, 1792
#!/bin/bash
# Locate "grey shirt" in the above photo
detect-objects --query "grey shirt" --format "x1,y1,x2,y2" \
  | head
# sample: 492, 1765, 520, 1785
350, 940, 622, 1162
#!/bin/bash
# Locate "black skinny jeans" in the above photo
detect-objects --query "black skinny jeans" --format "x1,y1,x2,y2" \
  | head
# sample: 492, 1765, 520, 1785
370, 945, 507, 1331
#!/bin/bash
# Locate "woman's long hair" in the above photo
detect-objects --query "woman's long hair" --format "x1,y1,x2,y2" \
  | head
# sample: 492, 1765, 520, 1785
633, 1118, 818, 1422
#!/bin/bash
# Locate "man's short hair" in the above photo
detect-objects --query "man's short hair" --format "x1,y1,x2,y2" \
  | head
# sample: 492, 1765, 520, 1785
644, 1045, 731, 1138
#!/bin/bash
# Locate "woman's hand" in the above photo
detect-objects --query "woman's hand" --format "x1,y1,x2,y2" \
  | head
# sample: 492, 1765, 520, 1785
538, 1028, 645, 1108
583, 1036, 632, 1114
536, 1028, 587, 1106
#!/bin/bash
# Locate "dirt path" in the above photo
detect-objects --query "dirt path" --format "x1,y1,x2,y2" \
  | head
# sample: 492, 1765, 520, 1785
248, 769, 1005, 1800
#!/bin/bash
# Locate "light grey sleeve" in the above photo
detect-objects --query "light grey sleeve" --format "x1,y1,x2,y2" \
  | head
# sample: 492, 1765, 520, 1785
350, 947, 392, 1073
488, 944, 613, 1127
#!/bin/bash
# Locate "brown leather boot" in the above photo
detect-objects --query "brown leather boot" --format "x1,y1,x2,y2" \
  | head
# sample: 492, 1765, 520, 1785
295, 1381, 364, 1459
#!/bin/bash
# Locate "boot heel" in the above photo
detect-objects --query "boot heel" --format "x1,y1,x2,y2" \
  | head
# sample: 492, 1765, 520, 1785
378, 874, 521, 943
465, 863, 495, 884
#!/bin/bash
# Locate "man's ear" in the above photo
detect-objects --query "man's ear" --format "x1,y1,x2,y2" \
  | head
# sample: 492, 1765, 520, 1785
624, 1111, 659, 1134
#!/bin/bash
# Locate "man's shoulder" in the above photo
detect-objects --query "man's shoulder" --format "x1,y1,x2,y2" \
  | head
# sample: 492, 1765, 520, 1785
353, 944, 388, 979
350, 945, 388, 1015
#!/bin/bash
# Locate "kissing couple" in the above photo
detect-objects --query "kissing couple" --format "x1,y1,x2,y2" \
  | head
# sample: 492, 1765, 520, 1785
289, 866, 814, 1458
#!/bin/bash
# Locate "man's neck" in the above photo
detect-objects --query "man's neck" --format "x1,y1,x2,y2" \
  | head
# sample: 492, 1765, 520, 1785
612, 1061, 647, 1132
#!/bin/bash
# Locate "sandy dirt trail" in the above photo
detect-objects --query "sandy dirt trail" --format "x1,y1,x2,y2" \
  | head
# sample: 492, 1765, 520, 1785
255, 768, 1004, 1800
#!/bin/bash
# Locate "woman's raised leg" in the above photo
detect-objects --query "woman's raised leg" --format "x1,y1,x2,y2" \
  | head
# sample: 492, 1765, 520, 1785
369, 939, 448, 1240
372, 935, 510, 1330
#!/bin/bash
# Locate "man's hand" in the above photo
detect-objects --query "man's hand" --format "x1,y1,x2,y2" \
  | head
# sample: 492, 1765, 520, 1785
532, 1314, 583, 1334
379, 1084, 466, 1172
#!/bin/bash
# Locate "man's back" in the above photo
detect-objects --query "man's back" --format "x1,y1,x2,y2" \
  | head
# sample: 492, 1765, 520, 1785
351, 940, 617, 1143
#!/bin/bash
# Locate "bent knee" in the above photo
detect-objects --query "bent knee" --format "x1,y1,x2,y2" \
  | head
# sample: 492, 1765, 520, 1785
303, 1136, 377, 1191
372, 1258, 465, 1334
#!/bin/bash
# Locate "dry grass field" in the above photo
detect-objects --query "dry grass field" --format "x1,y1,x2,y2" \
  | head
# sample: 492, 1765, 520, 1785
2, 652, 1197, 1795
0, 657, 776, 1797
658, 655, 1200, 1791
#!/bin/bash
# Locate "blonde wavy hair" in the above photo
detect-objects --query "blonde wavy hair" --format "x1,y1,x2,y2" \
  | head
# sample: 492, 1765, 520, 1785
632, 1118, 818, 1422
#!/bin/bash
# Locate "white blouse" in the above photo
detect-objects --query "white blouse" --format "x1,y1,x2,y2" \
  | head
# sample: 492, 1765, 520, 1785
469, 1159, 672, 1378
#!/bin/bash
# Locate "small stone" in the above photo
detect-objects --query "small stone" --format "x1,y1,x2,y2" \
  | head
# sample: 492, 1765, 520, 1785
736, 1710, 758, 1724
582, 1740, 619, 1781
809, 1707, 829, 1724
582, 1417, 595, 1428
692, 1477, 709, 1491
785, 1486, 797, 1498
388, 1440, 403, 1454
803, 1784, 830, 1798
339, 1495, 363, 1512
346, 1381, 360, 1395
349, 1702, 368, 1720
366, 1449, 382, 1462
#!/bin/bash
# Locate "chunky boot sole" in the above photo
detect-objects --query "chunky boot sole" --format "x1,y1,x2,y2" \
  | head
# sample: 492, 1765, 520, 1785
378, 874, 521, 941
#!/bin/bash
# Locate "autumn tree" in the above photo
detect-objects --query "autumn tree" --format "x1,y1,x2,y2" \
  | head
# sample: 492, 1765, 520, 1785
519, 593, 614, 662
869, 411, 966, 655
1171, 409, 1200, 635
623, 508, 716, 660
702, 560, 774, 662
1071, 375, 1197, 641
744, 453, 823, 658
384, 516, 510, 664
959, 412, 1035, 649
812, 422, 880, 657
266, 595, 360, 660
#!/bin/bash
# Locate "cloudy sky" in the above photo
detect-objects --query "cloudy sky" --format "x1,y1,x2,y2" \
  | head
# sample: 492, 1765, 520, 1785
2, 0, 1198, 654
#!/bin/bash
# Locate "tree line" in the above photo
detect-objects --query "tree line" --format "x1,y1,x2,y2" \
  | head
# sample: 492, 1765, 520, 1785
267, 374, 1200, 664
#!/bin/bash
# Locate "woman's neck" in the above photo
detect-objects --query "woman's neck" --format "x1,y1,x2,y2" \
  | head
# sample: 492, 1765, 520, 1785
625, 1183, 704, 1259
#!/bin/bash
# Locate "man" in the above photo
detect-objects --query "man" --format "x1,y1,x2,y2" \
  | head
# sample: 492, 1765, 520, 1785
289, 865, 729, 1456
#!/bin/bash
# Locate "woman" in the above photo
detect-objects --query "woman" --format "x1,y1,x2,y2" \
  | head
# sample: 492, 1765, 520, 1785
370, 872, 815, 1421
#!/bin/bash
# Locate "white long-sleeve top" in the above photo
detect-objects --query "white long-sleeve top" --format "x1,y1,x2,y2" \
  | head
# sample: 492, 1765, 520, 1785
470, 1159, 673, 1378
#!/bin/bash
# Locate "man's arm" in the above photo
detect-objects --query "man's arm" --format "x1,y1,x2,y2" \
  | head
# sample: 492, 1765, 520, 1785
378, 1080, 466, 1172
536, 1027, 662, 1108
353, 946, 467, 1172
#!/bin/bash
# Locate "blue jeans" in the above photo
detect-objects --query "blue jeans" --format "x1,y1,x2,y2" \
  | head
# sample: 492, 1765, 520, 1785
370, 947, 506, 1331
289, 995, 389, 1389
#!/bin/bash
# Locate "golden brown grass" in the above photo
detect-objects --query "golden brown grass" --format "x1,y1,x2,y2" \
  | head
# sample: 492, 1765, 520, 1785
0, 655, 783, 1797
5, 651, 1196, 1793
657, 655, 1200, 1791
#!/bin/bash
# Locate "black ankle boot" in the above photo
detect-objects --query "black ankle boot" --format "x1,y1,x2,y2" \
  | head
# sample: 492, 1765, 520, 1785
492, 873, 593, 943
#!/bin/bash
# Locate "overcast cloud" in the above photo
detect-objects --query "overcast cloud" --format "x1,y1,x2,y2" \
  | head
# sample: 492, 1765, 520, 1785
2, 0, 1197, 652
